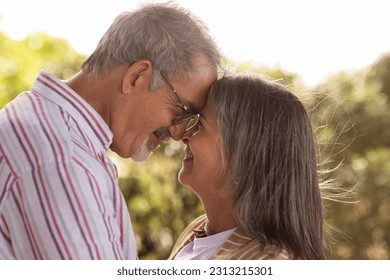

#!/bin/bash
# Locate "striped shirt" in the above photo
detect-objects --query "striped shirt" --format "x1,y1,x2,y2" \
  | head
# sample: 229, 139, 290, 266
169, 214, 292, 260
0, 71, 137, 259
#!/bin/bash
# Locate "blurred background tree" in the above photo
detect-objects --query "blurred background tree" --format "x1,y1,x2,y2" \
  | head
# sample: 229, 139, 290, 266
0, 32, 84, 106
0, 32, 389, 259
311, 55, 390, 259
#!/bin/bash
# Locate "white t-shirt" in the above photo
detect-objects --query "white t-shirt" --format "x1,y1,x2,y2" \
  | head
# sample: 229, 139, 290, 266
174, 228, 236, 260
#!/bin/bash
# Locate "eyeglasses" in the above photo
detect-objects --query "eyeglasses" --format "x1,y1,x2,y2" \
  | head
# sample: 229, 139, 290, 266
161, 71, 200, 131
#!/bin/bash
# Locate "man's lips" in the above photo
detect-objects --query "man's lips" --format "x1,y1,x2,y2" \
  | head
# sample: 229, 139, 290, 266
153, 128, 171, 142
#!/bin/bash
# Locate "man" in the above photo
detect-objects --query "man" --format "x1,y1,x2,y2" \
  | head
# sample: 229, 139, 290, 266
0, 3, 221, 259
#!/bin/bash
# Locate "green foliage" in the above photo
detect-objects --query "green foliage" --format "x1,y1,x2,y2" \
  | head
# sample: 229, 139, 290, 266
1, 32, 389, 259
0, 32, 85, 108
312, 55, 390, 259
222, 57, 304, 91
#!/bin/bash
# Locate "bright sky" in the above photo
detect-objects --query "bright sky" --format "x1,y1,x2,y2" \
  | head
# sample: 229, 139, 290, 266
1, 0, 390, 86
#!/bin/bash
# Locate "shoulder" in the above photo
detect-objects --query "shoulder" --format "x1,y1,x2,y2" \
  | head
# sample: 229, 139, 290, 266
214, 228, 293, 260
0, 92, 72, 176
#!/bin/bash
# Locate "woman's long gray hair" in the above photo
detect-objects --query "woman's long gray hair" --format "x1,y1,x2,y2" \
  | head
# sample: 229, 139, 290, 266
209, 74, 324, 259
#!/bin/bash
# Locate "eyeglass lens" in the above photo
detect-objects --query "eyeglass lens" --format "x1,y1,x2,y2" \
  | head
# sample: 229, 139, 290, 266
185, 114, 199, 131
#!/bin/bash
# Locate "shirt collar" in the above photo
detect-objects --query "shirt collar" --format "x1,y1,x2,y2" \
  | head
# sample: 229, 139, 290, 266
32, 70, 113, 152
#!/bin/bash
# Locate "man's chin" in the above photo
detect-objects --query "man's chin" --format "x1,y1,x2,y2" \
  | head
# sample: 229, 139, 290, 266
131, 145, 153, 162
131, 151, 152, 163
131, 136, 157, 162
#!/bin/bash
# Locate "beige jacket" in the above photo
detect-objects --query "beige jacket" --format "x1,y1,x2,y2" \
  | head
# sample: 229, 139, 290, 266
169, 214, 292, 260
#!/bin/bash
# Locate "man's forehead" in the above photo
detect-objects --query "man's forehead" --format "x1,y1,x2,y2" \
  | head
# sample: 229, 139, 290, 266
179, 74, 215, 112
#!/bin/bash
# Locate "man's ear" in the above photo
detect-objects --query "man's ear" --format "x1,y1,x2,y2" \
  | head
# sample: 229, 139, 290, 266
122, 59, 153, 94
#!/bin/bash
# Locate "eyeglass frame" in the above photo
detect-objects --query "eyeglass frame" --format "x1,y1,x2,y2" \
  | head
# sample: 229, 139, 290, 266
160, 71, 199, 127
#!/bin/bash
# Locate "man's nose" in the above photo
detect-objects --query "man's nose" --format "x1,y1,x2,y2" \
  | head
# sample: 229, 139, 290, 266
167, 122, 188, 141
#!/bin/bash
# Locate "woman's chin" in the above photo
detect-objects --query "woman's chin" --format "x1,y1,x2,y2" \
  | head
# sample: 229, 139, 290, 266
178, 167, 193, 186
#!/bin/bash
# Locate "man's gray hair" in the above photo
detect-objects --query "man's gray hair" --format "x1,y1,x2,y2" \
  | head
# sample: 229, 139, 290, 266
81, 2, 221, 90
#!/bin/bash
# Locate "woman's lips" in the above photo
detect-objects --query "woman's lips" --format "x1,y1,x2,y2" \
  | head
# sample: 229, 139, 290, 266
183, 147, 194, 161
183, 153, 194, 160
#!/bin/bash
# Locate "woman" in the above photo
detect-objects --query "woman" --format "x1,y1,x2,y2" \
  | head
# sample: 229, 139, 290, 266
169, 74, 325, 260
